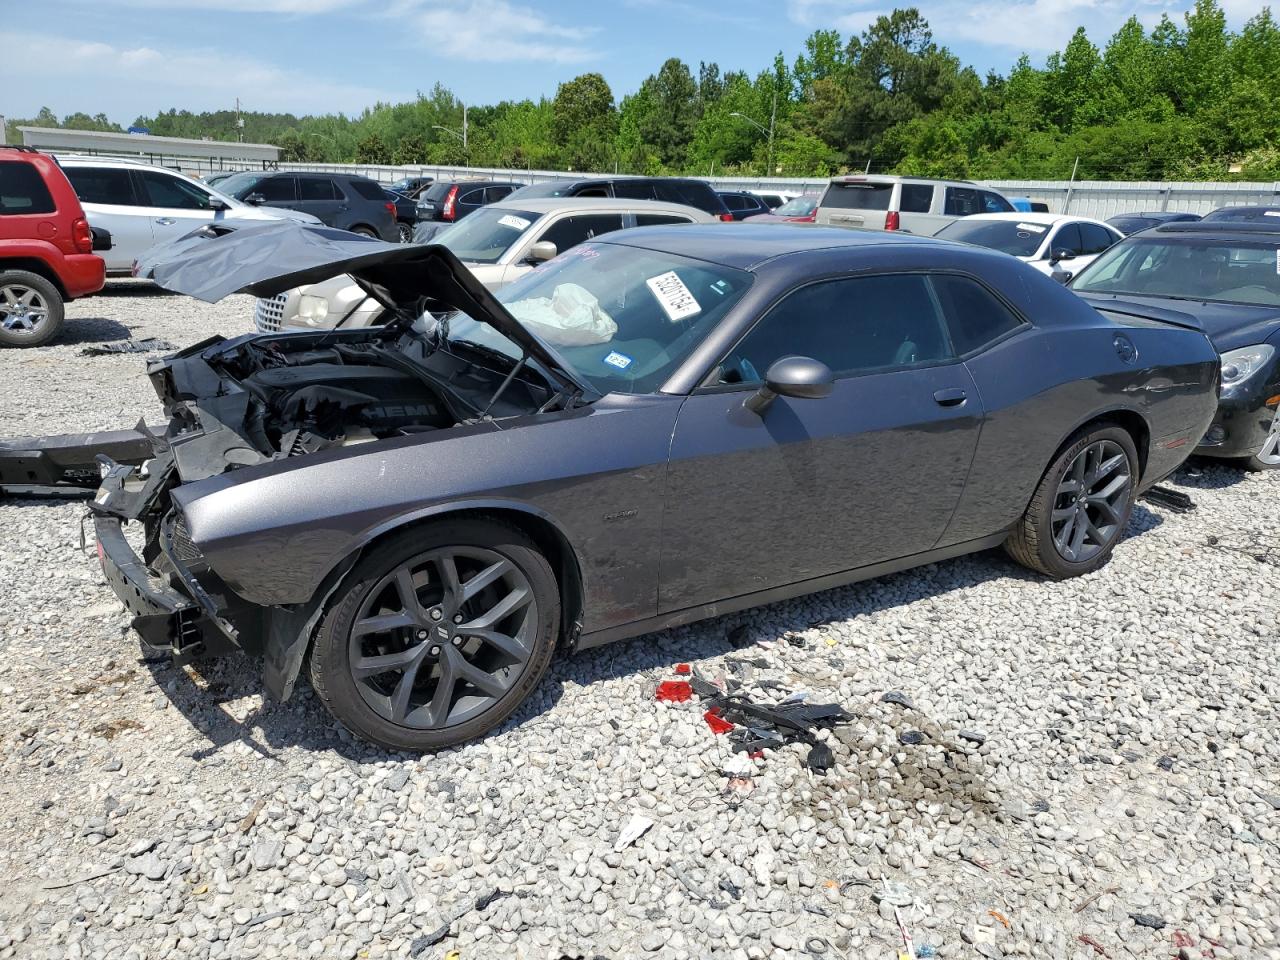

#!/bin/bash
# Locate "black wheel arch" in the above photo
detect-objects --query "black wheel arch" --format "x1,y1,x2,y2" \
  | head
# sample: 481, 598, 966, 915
0, 258, 69, 299
1056, 407, 1150, 480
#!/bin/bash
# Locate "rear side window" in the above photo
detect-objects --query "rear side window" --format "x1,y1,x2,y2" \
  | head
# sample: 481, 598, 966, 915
613, 180, 656, 201
65, 166, 138, 206
635, 213, 695, 226
458, 189, 487, 206
944, 187, 984, 217
1052, 223, 1084, 256
0, 161, 57, 215
422, 182, 454, 202
980, 191, 1014, 213
900, 183, 933, 213
347, 178, 386, 201
574, 184, 610, 198
485, 186, 515, 203
822, 182, 893, 211
653, 180, 720, 214
1078, 223, 1118, 255
930, 274, 1025, 355
256, 176, 297, 202
299, 177, 339, 201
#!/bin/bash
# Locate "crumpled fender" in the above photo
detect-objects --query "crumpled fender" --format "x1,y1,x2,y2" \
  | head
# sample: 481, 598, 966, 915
261, 552, 358, 701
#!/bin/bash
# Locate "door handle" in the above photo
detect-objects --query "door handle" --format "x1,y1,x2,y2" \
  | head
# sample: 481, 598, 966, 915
154, 218, 176, 226
933, 387, 967, 406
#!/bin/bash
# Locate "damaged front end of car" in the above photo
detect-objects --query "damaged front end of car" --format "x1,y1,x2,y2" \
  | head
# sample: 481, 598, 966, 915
88, 221, 592, 696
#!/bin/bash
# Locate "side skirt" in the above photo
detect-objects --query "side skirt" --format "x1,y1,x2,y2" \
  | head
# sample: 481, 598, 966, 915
576, 531, 1012, 651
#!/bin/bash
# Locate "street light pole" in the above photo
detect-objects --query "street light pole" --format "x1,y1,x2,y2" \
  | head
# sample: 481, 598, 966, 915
730, 98, 777, 178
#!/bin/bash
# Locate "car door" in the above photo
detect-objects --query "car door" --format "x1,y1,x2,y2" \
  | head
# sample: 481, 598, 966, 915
250, 175, 299, 214
296, 176, 344, 225
62, 166, 152, 271
660, 272, 983, 612
1047, 222, 1085, 280
132, 169, 230, 252
1073, 222, 1120, 273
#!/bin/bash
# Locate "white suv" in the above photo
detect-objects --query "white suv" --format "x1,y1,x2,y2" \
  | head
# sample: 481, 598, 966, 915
59, 157, 319, 274
814, 175, 1014, 236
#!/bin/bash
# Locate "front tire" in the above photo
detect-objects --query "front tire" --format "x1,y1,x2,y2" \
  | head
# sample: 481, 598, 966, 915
1239, 407, 1280, 471
1005, 424, 1138, 579
350, 226, 378, 239
0, 271, 64, 348
309, 519, 560, 751
397, 222, 413, 243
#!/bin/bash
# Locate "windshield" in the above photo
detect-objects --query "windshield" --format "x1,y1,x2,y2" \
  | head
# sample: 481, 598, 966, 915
822, 181, 893, 210
936, 219, 1048, 257
215, 172, 263, 199
1202, 207, 1280, 222
776, 196, 817, 216
1072, 237, 1280, 307
1108, 217, 1158, 235
432, 207, 542, 264
443, 242, 753, 394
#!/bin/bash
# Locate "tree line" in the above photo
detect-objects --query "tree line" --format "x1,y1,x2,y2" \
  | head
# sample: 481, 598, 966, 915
9, 0, 1279, 181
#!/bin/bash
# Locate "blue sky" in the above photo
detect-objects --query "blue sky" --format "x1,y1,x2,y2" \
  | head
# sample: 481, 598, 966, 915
0, 0, 1262, 125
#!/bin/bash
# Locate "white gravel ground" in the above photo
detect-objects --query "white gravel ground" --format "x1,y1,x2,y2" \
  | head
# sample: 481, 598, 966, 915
0, 285, 1278, 960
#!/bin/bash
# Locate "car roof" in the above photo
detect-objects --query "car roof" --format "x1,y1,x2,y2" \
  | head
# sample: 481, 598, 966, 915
492, 197, 713, 219
595, 223, 936, 269
826, 174, 977, 186
57, 154, 167, 171
954, 212, 1114, 228
1110, 211, 1198, 219
1150, 221, 1280, 239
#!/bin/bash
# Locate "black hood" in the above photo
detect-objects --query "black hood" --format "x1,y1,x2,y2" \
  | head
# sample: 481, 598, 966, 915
1077, 292, 1280, 352
147, 219, 587, 394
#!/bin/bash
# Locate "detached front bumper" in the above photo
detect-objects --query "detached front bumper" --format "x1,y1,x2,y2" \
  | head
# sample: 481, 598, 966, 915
92, 458, 241, 660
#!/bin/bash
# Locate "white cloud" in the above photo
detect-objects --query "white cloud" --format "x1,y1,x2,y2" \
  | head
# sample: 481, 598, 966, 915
406, 0, 598, 63
786, 0, 1247, 55
0, 29, 405, 121
110, 0, 366, 12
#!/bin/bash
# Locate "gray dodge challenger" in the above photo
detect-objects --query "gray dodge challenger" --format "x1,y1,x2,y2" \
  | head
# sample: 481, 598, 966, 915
92, 221, 1220, 750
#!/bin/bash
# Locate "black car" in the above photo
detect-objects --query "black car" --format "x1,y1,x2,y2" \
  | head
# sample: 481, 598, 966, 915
509, 177, 733, 221
1106, 211, 1201, 235
90, 221, 1218, 751
214, 171, 399, 241
1072, 221, 1280, 470
388, 175, 433, 199
415, 180, 523, 230
1201, 205, 1280, 223
384, 189, 417, 243
717, 190, 771, 221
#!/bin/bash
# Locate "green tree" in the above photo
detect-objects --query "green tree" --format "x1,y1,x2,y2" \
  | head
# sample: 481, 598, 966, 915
634, 58, 698, 169
355, 132, 390, 164
551, 73, 617, 171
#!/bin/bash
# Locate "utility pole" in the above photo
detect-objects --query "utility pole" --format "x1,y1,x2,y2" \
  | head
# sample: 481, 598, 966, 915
235, 97, 243, 143
462, 102, 468, 154
1063, 156, 1080, 213
767, 88, 776, 178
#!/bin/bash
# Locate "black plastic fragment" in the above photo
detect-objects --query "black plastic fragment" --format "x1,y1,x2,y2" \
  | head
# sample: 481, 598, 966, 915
409, 923, 451, 955
899, 730, 925, 745
881, 691, 914, 709
475, 888, 508, 912
806, 742, 834, 773
1130, 913, 1166, 930
1140, 485, 1195, 513
718, 878, 743, 900
1157, 755, 1174, 772
958, 729, 987, 745
81, 337, 178, 357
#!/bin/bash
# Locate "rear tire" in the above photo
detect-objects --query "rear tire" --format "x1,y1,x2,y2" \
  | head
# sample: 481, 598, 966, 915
0, 271, 64, 348
1005, 424, 1139, 579
309, 518, 560, 751
397, 222, 413, 243
351, 226, 378, 238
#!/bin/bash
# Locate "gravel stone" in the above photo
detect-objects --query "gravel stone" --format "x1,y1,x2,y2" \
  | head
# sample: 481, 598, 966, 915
0, 283, 1277, 959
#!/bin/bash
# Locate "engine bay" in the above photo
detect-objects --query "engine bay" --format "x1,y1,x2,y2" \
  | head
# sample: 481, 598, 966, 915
150, 328, 567, 482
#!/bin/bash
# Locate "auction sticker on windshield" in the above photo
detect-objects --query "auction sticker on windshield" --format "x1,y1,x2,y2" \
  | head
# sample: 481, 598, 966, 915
498, 214, 531, 231
646, 271, 701, 322
1016, 222, 1047, 233
603, 351, 633, 370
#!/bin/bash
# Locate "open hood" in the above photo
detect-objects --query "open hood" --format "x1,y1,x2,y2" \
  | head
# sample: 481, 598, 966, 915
148, 219, 590, 396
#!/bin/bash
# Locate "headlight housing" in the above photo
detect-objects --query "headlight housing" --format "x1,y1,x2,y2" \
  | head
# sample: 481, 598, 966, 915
297, 294, 330, 325
1220, 344, 1275, 390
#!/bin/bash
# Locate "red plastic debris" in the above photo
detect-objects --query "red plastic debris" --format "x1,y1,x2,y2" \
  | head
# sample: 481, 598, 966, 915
674, 663, 691, 675
703, 707, 734, 734
748, 750, 764, 759
656, 680, 693, 703
1173, 932, 1194, 948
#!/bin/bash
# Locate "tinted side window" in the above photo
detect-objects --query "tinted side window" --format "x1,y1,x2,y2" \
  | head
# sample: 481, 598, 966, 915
65, 167, 138, 206
635, 213, 695, 226
944, 187, 983, 217
0, 161, 57, 214
299, 177, 338, 201
256, 176, 297, 202
574, 183, 610, 198
1052, 223, 1083, 255
719, 274, 952, 383
537, 214, 626, 253
613, 180, 656, 200
458, 189, 487, 207
900, 183, 933, 213
137, 170, 216, 210
930, 274, 1025, 355
347, 178, 386, 201
486, 186, 515, 202
1079, 223, 1117, 255
654, 180, 718, 213
980, 191, 1014, 213
822, 182, 893, 211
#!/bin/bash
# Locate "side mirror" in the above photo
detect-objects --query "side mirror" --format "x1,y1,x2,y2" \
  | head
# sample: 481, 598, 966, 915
207, 196, 228, 211
527, 240, 558, 263
744, 356, 834, 414
246, 193, 266, 205
1049, 247, 1076, 263
90, 226, 112, 251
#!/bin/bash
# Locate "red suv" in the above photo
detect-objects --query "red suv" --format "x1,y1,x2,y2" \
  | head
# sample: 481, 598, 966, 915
0, 147, 106, 347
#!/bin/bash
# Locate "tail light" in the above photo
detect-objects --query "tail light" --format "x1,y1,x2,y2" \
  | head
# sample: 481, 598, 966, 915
72, 217, 93, 253
718, 212, 735, 222
384, 201, 396, 220
791, 213, 816, 223
885, 210, 900, 231
441, 186, 459, 221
